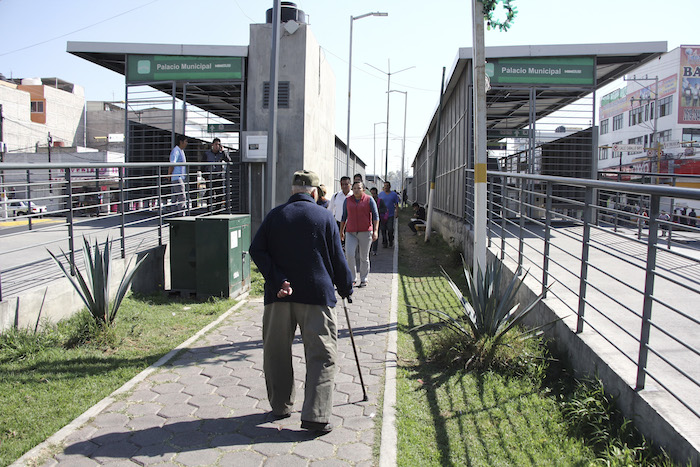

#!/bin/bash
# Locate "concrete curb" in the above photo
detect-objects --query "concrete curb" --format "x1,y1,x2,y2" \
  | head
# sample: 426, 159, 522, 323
11, 296, 249, 467
379, 226, 399, 466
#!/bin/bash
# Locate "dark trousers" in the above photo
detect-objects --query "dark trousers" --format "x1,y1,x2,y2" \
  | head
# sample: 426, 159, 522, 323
381, 216, 395, 245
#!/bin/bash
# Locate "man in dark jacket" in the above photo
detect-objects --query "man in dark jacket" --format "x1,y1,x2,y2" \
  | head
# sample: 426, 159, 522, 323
249, 170, 353, 434
204, 138, 231, 207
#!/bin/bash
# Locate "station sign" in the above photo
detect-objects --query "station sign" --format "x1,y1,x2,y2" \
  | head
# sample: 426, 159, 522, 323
487, 128, 532, 138
208, 123, 240, 133
127, 55, 243, 82
486, 56, 595, 86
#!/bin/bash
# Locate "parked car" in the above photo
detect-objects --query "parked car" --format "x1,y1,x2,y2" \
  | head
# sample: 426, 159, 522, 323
8, 201, 47, 217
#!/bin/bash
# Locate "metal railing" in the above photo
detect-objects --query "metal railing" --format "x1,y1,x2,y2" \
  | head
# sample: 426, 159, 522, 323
0, 161, 235, 301
480, 170, 700, 420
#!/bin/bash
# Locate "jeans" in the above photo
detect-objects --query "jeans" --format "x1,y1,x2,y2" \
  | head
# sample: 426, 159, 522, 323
345, 231, 372, 283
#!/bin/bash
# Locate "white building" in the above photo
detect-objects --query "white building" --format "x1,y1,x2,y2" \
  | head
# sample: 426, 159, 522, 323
0, 77, 86, 153
598, 45, 700, 185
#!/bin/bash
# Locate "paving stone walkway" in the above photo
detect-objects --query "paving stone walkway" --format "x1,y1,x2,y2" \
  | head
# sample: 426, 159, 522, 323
18, 242, 397, 467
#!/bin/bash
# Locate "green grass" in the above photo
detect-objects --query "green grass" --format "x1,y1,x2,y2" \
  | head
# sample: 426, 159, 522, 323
0, 293, 237, 466
394, 208, 675, 466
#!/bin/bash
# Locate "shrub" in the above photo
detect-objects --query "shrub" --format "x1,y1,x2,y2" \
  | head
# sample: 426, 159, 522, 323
411, 257, 553, 370
48, 236, 148, 327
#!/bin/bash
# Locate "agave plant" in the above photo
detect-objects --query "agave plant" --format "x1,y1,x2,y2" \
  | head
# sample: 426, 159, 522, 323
48, 236, 148, 326
411, 256, 550, 347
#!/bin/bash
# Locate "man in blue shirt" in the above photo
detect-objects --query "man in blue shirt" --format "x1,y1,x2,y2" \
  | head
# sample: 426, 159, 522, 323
168, 135, 187, 216
250, 170, 353, 434
378, 181, 401, 248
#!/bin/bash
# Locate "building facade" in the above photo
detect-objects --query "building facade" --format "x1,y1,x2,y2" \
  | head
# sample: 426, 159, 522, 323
598, 45, 700, 183
0, 77, 86, 153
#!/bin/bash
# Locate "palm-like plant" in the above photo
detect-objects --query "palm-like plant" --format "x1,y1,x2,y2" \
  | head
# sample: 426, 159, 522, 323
48, 236, 148, 326
411, 256, 550, 350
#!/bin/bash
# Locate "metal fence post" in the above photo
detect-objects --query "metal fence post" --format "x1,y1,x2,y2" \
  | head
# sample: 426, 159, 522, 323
225, 163, 231, 213
157, 166, 163, 246
66, 169, 76, 276
487, 176, 493, 248
208, 165, 214, 214
518, 178, 525, 273
26, 169, 33, 231
542, 181, 553, 297
576, 186, 593, 333
185, 166, 191, 216
500, 177, 506, 260
636, 194, 661, 390
119, 167, 126, 259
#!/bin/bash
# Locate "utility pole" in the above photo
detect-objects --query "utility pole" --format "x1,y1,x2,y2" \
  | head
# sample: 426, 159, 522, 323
0, 104, 5, 218
47, 132, 53, 193
626, 75, 659, 184
472, 0, 488, 273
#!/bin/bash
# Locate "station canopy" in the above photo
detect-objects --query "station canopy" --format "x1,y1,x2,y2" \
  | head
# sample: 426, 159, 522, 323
448, 41, 668, 135
67, 41, 248, 124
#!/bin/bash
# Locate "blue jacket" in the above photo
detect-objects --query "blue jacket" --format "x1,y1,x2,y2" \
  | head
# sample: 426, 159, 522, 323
250, 193, 353, 307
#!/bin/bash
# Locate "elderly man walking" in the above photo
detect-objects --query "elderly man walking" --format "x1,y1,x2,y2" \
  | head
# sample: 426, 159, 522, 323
340, 181, 379, 287
250, 170, 353, 434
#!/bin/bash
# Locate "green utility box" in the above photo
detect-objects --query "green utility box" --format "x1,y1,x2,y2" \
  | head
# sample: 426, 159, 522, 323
195, 214, 251, 298
168, 217, 198, 293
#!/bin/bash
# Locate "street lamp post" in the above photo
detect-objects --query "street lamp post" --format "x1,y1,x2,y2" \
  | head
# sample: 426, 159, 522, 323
346, 12, 388, 178
389, 90, 407, 197
374, 121, 386, 187
367, 61, 414, 181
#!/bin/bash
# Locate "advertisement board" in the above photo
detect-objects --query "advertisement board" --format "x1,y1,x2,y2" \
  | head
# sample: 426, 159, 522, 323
600, 74, 677, 120
679, 46, 700, 124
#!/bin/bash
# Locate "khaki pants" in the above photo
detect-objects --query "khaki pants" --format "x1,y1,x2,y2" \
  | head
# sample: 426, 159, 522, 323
262, 301, 338, 423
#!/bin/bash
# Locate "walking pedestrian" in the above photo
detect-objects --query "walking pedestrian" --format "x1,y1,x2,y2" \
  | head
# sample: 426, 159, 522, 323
378, 181, 401, 248
659, 210, 671, 237
317, 184, 329, 208
328, 176, 351, 229
340, 181, 379, 287
168, 135, 188, 216
249, 170, 353, 434
370, 187, 387, 256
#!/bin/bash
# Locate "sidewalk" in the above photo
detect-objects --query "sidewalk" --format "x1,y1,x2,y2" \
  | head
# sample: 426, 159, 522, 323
14, 240, 398, 466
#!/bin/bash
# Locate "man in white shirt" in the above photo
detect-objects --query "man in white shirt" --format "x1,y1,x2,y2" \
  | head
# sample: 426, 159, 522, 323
168, 135, 188, 216
328, 176, 351, 227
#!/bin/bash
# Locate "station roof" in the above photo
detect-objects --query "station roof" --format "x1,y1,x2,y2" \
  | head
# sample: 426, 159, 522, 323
67, 41, 248, 125
437, 41, 668, 139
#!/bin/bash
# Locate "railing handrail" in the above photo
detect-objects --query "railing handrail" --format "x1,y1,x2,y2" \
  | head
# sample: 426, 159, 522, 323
0, 161, 229, 170
483, 169, 700, 201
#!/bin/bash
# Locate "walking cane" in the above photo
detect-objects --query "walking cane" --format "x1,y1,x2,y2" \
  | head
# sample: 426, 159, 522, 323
342, 297, 368, 401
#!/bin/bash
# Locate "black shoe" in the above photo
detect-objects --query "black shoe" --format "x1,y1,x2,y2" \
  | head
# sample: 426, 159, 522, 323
266, 411, 291, 422
301, 420, 333, 433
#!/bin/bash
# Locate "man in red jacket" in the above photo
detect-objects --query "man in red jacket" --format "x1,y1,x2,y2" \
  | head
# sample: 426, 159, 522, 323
340, 181, 379, 287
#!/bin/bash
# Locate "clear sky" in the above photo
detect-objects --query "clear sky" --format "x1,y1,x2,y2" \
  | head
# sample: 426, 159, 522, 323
0, 0, 694, 176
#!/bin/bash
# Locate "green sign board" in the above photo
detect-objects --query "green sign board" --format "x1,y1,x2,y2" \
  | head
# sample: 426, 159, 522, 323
208, 123, 240, 133
486, 56, 595, 86
487, 128, 532, 138
127, 55, 243, 83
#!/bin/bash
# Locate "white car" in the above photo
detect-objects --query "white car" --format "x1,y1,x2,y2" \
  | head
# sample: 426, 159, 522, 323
8, 201, 47, 217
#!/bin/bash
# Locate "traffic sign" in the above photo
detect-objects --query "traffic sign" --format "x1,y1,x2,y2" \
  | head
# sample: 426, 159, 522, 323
663, 140, 680, 149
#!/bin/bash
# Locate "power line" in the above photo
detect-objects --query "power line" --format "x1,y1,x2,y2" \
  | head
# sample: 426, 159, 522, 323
0, 0, 161, 57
